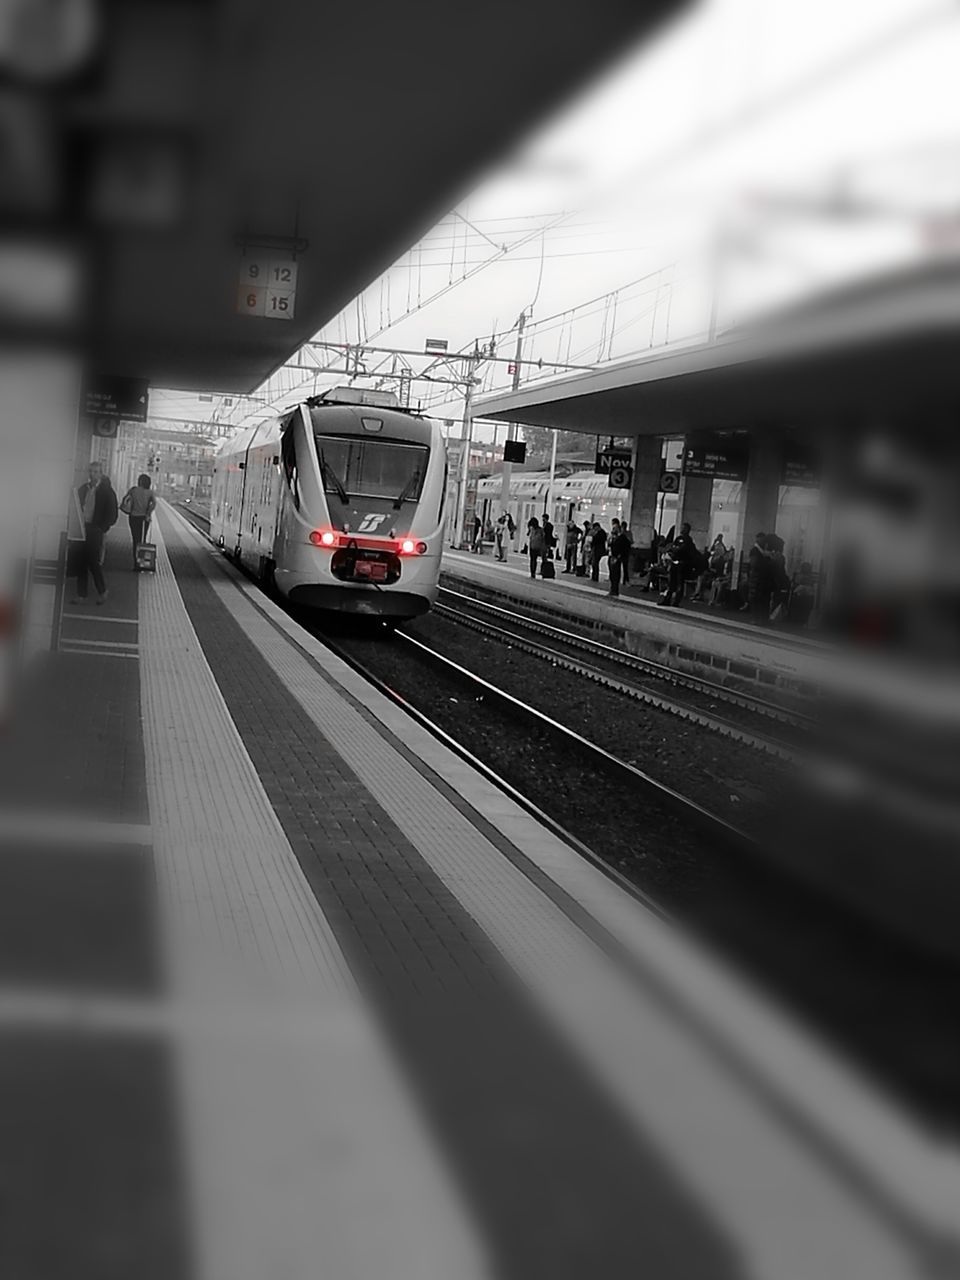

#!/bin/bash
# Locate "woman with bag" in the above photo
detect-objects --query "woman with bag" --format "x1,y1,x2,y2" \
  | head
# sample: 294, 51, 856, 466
120, 474, 157, 571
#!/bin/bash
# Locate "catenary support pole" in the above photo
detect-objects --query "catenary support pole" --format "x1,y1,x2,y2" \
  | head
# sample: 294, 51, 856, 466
497, 311, 526, 528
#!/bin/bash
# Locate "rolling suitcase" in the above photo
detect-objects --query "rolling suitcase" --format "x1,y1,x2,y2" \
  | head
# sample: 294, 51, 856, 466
135, 543, 157, 572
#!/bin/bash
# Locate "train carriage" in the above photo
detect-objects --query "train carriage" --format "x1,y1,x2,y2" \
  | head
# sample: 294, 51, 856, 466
211, 389, 446, 620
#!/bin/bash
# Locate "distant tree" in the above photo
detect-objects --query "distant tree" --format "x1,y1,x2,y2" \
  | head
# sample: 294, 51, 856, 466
521, 426, 634, 467
521, 425, 603, 466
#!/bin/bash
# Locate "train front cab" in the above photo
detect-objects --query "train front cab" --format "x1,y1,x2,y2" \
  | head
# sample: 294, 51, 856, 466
274, 403, 444, 621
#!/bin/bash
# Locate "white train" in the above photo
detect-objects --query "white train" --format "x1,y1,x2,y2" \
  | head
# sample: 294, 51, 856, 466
211, 389, 446, 621
474, 471, 632, 545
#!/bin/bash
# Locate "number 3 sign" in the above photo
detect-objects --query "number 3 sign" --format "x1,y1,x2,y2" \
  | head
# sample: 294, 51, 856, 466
237, 258, 298, 320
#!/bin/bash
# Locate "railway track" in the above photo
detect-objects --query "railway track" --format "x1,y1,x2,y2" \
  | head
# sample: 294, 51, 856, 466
394, 629, 753, 847
440, 586, 811, 716
434, 592, 803, 759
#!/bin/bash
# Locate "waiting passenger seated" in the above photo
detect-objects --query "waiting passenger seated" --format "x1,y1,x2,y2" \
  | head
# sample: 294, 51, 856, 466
787, 561, 816, 627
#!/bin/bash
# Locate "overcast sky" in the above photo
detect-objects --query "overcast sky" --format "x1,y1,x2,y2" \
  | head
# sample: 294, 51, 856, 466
155, 0, 960, 439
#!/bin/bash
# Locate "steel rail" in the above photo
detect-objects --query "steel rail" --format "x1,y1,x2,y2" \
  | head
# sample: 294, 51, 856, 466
389, 629, 755, 851
433, 600, 799, 760
438, 584, 813, 729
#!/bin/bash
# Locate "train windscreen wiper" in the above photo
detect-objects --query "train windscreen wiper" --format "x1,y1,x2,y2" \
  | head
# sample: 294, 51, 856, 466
393, 471, 421, 510
321, 456, 349, 504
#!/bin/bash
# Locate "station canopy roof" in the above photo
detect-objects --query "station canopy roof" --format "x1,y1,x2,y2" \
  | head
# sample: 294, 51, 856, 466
473, 259, 960, 437
86, 0, 686, 394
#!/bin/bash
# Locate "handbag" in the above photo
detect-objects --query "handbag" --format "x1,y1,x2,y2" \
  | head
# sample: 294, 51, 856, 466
120, 490, 134, 515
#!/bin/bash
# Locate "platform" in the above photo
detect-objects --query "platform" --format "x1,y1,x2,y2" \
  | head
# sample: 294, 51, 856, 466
0, 503, 953, 1279
442, 548, 960, 723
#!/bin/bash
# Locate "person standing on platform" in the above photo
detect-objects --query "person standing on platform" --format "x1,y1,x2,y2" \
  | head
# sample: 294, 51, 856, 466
608, 520, 631, 598
590, 522, 607, 583
72, 460, 118, 605
563, 518, 580, 573
741, 532, 773, 621
495, 511, 512, 562
766, 532, 790, 621
619, 521, 633, 584
120, 473, 157, 571
542, 515, 555, 562
578, 521, 592, 577
657, 521, 696, 607
527, 517, 546, 580
643, 529, 660, 592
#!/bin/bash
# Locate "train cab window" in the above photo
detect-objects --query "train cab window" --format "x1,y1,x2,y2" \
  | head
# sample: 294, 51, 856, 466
314, 435, 429, 504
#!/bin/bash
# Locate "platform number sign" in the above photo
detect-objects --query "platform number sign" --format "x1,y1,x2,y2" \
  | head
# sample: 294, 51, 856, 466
237, 257, 298, 320
608, 464, 632, 490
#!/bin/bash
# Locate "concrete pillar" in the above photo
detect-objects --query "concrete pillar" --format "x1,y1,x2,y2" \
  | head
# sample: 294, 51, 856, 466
627, 435, 662, 545
729, 433, 783, 587
738, 434, 782, 555
676, 474, 713, 548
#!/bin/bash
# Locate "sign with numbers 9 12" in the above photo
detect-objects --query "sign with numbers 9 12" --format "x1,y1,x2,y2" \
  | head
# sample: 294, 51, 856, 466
237, 258, 298, 320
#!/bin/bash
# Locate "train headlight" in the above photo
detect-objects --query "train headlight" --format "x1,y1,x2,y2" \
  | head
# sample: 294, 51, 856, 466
310, 530, 336, 547
400, 538, 416, 554
415, 541, 428, 555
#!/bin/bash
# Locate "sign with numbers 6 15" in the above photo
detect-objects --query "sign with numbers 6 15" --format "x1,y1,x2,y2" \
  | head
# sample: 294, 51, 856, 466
237, 257, 298, 320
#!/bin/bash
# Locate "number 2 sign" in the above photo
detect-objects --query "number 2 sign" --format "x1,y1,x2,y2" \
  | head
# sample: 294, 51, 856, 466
237, 257, 298, 320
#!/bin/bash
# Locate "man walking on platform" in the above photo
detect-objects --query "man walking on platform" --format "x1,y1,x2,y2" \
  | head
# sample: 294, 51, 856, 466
72, 460, 118, 605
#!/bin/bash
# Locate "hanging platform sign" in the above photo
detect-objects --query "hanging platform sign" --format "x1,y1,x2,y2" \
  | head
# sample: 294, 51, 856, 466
237, 257, 297, 320
595, 445, 631, 475
82, 373, 149, 421
682, 441, 749, 482
781, 441, 821, 488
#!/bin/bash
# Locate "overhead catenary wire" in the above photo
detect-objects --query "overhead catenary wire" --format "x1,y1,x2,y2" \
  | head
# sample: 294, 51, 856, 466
184, 2, 957, 440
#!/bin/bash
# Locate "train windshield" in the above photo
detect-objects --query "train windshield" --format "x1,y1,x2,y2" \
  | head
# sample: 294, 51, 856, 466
314, 434, 429, 505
